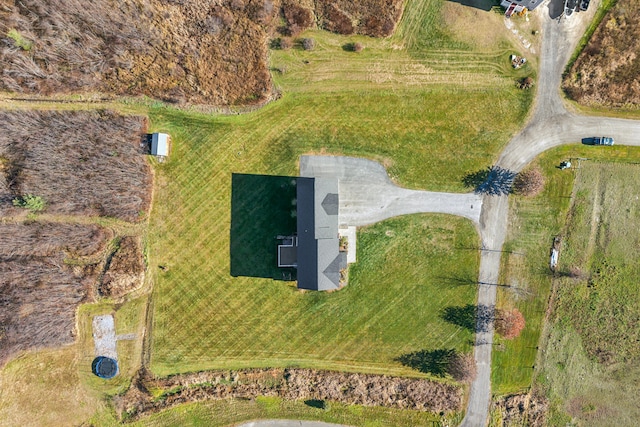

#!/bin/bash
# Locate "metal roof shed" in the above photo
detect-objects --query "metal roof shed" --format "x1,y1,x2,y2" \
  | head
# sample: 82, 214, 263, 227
151, 133, 170, 157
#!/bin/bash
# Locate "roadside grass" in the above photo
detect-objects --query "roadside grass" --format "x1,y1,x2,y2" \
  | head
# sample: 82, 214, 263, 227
534, 161, 640, 424
491, 144, 640, 396
125, 396, 463, 427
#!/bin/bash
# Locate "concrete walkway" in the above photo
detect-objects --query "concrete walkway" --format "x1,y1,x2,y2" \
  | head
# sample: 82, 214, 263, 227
300, 155, 483, 227
92, 314, 118, 360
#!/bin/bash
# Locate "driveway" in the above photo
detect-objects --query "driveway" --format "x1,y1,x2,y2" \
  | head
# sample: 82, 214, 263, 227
300, 155, 483, 226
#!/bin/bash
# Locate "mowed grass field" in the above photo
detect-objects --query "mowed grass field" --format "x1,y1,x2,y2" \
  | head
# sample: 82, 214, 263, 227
491, 145, 640, 397
147, 0, 534, 379
535, 161, 640, 425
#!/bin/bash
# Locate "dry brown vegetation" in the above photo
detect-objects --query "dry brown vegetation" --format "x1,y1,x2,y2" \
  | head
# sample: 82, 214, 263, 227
492, 392, 549, 426
316, 0, 403, 37
0, 110, 151, 222
0, 0, 276, 105
563, 0, 640, 106
0, 110, 151, 368
115, 367, 462, 421
99, 236, 145, 299
0, 0, 404, 105
0, 222, 111, 367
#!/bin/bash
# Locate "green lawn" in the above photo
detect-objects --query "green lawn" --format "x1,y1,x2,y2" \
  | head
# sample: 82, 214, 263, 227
491, 145, 640, 397
145, 0, 533, 383
150, 207, 479, 376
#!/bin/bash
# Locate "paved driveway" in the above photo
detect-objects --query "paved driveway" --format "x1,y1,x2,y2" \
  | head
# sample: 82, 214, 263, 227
300, 155, 483, 227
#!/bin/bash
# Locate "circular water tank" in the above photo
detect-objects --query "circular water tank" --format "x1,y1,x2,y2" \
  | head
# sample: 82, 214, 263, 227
92, 356, 119, 379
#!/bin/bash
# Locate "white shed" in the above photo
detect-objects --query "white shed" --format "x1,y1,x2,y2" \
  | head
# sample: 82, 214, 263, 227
151, 133, 170, 158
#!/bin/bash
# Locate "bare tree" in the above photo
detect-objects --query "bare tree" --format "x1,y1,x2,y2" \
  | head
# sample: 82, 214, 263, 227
495, 308, 526, 339
514, 166, 545, 197
448, 352, 477, 383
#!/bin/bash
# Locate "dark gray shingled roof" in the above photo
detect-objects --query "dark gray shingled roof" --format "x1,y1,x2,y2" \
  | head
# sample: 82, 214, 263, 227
296, 177, 343, 291
509, 0, 545, 10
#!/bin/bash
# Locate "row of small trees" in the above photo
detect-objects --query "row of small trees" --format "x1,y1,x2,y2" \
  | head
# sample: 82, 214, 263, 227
464, 165, 545, 197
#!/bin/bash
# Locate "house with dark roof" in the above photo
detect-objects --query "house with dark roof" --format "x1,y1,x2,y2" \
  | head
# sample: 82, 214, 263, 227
277, 176, 346, 291
500, 0, 544, 16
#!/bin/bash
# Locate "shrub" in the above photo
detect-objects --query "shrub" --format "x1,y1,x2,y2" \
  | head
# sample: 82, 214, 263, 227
495, 308, 525, 339
279, 37, 293, 50
345, 42, 364, 52
7, 29, 32, 51
301, 37, 315, 51
513, 166, 545, 196
271, 37, 292, 50
12, 194, 46, 212
518, 76, 534, 89
283, 3, 314, 36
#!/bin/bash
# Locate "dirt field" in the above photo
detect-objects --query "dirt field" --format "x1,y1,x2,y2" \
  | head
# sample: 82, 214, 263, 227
563, 0, 640, 106
116, 367, 462, 421
0, 110, 152, 222
0, 0, 405, 106
0, 222, 112, 367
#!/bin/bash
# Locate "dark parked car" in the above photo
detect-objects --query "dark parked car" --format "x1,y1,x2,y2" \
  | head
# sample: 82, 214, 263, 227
583, 136, 614, 146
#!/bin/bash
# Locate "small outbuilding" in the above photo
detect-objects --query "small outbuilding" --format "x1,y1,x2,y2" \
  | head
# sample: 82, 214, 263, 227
151, 133, 171, 159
